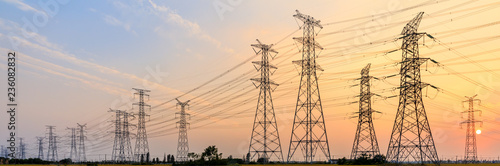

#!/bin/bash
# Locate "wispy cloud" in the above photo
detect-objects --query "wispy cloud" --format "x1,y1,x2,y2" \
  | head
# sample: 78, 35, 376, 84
118, 0, 234, 54
102, 14, 135, 34
8, 34, 188, 96
0, 18, 62, 50
89, 8, 136, 35
0, 21, 208, 107
2, 0, 41, 13
21, 54, 130, 95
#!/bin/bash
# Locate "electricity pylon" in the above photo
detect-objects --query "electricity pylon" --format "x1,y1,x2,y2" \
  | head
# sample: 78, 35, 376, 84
350, 64, 380, 160
248, 39, 283, 163
110, 109, 123, 162
77, 123, 87, 162
133, 88, 151, 162
175, 98, 191, 162
19, 138, 25, 159
386, 12, 439, 164
67, 127, 78, 161
37, 137, 44, 160
461, 95, 482, 163
53, 136, 58, 161
122, 111, 134, 162
0, 146, 6, 158
46, 125, 58, 162
287, 10, 331, 163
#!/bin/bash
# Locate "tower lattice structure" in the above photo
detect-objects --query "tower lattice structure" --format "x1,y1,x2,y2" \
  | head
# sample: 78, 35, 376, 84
68, 127, 77, 161
46, 125, 58, 162
175, 98, 191, 162
350, 64, 380, 160
461, 95, 482, 163
122, 111, 134, 162
77, 123, 87, 162
133, 88, 151, 161
19, 138, 25, 159
110, 109, 124, 162
53, 136, 59, 161
386, 12, 439, 164
287, 10, 331, 163
248, 39, 283, 163
37, 137, 44, 160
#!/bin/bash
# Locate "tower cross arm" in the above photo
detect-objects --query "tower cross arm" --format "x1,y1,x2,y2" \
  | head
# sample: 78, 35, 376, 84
250, 78, 279, 86
292, 60, 324, 71
401, 12, 424, 35
252, 61, 278, 69
293, 37, 324, 50
293, 10, 322, 29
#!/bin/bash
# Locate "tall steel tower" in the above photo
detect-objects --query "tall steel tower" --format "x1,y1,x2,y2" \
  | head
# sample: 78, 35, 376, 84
53, 136, 59, 161
37, 137, 44, 160
350, 64, 380, 160
175, 98, 191, 162
461, 95, 482, 163
110, 109, 123, 162
386, 12, 439, 164
67, 127, 78, 161
287, 10, 331, 163
46, 125, 58, 162
133, 88, 151, 161
248, 39, 283, 163
19, 138, 25, 159
0, 146, 5, 158
77, 123, 87, 162
123, 111, 134, 162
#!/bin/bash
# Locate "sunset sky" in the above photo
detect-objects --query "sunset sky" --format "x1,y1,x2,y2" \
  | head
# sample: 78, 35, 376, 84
0, 0, 499, 162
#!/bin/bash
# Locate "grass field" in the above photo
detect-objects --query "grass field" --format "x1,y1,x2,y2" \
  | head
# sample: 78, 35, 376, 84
5, 164, 500, 166
243, 164, 500, 166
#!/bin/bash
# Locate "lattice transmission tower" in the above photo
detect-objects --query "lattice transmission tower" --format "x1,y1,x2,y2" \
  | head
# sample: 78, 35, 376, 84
77, 123, 87, 162
175, 98, 191, 162
110, 109, 134, 163
248, 39, 283, 163
46, 125, 58, 162
461, 95, 482, 163
350, 64, 380, 160
386, 12, 439, 164
37, 137, 44, 160
133, 88, 151, 161
53, 136, 59, 161
18, 138, 25, 159
110, 109, 124, 162
287, 10, 331, 163
122, 111, 134, 162
67, 127, 78, 161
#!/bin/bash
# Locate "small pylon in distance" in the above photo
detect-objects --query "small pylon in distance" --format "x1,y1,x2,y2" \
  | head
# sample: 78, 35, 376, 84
461, 95, 482, 163
350, 64, 381, 160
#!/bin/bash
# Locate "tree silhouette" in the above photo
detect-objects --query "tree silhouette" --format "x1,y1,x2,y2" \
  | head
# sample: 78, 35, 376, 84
202, 145, 222, 161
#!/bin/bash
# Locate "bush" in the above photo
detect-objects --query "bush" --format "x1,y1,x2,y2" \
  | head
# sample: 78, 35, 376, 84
338, 154, 386, 165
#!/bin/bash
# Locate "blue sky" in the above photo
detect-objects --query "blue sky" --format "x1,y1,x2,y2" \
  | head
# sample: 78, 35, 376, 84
1, 0, 500, 162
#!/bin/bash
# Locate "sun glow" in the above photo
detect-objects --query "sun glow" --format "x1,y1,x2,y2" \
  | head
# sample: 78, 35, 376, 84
476, 130, 482, 134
